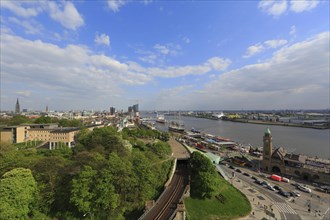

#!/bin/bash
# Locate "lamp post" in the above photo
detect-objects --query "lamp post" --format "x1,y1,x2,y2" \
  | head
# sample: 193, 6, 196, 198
83, 212, 92, 220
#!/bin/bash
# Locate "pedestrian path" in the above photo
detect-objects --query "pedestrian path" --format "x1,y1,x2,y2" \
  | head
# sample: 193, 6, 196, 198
273, 202, 297, 214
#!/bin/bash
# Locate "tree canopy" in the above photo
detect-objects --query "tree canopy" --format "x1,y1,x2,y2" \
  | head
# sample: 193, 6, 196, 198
189, 152, 220, 199
0, 125, 173, 219
0, 168, 38, 219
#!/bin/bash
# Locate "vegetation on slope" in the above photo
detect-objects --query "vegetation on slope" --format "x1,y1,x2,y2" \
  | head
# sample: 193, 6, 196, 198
185, 151, 251, 220
0, 126, 172, 219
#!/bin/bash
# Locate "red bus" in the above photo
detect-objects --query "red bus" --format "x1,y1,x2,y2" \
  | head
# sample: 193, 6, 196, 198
270, 174, 282, 182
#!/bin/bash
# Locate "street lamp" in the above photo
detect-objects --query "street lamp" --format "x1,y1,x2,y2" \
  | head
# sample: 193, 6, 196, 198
83, 212, 92, 220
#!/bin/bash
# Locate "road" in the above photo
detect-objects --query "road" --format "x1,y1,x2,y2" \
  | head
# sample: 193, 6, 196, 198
221, 164, 330, 220
221, 165, 301, 220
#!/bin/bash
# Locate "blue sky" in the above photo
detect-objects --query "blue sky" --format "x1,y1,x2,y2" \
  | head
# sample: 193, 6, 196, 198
1, 0, 329, 111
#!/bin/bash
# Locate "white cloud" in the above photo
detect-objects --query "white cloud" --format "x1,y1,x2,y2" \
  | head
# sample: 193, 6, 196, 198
137, 43, 182, 64
290, 0, 319, 13
1, 32, 231, 110
47, 1, 84, 30
1, 1, 42, 17
8, 17, 43, 35
243, 43, 264, 58
107, 0, 127, 12
289, 25, 296, 35
154, 44, 170, 55
244, 39, 287, 58
191, 32, 329, 110
264, 39, 288, 48
95, 33, 110, 46
258, 0, 288, 16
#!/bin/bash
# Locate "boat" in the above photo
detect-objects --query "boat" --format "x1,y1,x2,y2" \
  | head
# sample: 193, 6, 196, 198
156, 114, 165, 123
168, 113, 185, 133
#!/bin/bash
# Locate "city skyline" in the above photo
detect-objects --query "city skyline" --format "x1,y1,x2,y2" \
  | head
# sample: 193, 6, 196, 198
1, 0, 329, 111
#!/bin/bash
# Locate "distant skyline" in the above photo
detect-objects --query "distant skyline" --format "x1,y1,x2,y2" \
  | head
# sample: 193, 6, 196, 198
1, 0, 329, 111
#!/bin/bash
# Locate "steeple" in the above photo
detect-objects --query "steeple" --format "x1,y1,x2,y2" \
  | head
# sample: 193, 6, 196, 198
15, 98, 20, 114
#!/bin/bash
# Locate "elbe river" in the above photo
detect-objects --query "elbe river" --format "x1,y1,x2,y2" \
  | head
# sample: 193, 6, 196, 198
143, 114, 330, 159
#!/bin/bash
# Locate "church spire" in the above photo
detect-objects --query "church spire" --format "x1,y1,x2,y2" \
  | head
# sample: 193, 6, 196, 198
15, 98, 20, 114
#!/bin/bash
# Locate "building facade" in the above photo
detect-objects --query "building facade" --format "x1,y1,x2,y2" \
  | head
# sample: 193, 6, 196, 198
261, 128, 330, 185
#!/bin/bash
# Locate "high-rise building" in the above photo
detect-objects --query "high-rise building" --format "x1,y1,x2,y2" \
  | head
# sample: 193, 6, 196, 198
132, 104, 139, 113
110, 107, 115, 115
15, 98, 20, 114
45, 105, 49, 113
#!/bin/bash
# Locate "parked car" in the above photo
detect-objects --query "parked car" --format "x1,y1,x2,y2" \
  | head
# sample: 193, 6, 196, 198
266, 185, 276, 191
251, 176, 258, 180
236, 168, 242, 173
278, 190, 291, 198
243, 172, 251, 177
289, 191, 300, 197
255, 179, 263, 185
229, 165, 235, 169
298, 185, 312, 193
282, 177, 290, 183
274, 185, 282, 191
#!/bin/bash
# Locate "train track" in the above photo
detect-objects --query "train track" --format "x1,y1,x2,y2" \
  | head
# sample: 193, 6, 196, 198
155, 175, 183, 220
141, 165, 188, 220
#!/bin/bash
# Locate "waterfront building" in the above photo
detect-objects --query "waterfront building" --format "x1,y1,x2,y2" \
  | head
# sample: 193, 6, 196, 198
15, 98, 20, 114
261, 128, 330, 185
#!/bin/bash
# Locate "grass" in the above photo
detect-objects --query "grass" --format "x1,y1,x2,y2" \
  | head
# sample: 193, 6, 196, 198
185, 176, 251, 220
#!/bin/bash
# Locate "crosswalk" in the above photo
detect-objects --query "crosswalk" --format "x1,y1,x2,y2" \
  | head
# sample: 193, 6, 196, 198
273, 202, 297, 214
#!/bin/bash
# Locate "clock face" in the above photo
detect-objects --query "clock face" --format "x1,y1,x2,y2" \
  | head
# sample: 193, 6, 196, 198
265, 140, 269, 143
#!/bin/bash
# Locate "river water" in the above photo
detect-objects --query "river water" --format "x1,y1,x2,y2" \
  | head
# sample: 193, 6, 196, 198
142, 114, 330, 159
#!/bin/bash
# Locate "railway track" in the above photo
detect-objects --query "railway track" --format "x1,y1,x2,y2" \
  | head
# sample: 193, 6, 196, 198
155, 175, 183, 220
141, 164, 188, 220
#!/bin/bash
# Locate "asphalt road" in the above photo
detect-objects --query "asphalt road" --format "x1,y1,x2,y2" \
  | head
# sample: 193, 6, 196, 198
221, 165, 301, 220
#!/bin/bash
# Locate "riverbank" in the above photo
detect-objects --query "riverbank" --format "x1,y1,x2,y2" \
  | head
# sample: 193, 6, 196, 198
223, 119, 330, 130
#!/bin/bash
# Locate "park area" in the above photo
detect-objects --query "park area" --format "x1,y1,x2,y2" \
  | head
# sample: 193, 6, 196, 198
185, 175, 251, 220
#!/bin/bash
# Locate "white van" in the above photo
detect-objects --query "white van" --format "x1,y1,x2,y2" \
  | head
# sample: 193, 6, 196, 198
282, 177, 290, 183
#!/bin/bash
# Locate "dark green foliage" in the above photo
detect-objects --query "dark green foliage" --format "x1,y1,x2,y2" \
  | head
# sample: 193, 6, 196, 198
0, 115, 32, 125
189, 152, 220, 199
58, 118, 83, 127
34, 116, 55, 124
0, 126, 173, 219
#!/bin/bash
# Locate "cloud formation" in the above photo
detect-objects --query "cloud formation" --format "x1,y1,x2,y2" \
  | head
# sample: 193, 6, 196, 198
258, 0, 287, 16
244, 39, 287, 58
1, 32, 230, 109
47, 1, 84, 30
1, 1, 84, 30
258, 0, 320, 17
107, 0, 127, 12
94, 33, 110, 46
1, 1, 42, 17
290, 0, 319, 13
186, 32, 329, 110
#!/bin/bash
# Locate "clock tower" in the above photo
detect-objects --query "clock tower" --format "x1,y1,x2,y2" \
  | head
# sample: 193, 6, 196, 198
262, 128, 272, 171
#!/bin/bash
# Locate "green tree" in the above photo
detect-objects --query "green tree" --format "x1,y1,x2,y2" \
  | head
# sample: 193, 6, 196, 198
189, 152, 220, 199
34, 116, 53, 124
71, 166, 97, 214
0, 168, 38, 219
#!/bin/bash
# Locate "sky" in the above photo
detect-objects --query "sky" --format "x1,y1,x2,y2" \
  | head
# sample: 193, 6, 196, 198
0, 0, 329, 111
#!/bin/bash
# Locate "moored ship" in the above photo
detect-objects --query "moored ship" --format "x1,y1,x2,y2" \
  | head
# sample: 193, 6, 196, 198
156, 114, 166, 123
168, 120, 185, 133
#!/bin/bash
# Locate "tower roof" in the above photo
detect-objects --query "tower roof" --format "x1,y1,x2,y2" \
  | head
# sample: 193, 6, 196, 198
265, 128, 271, 135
